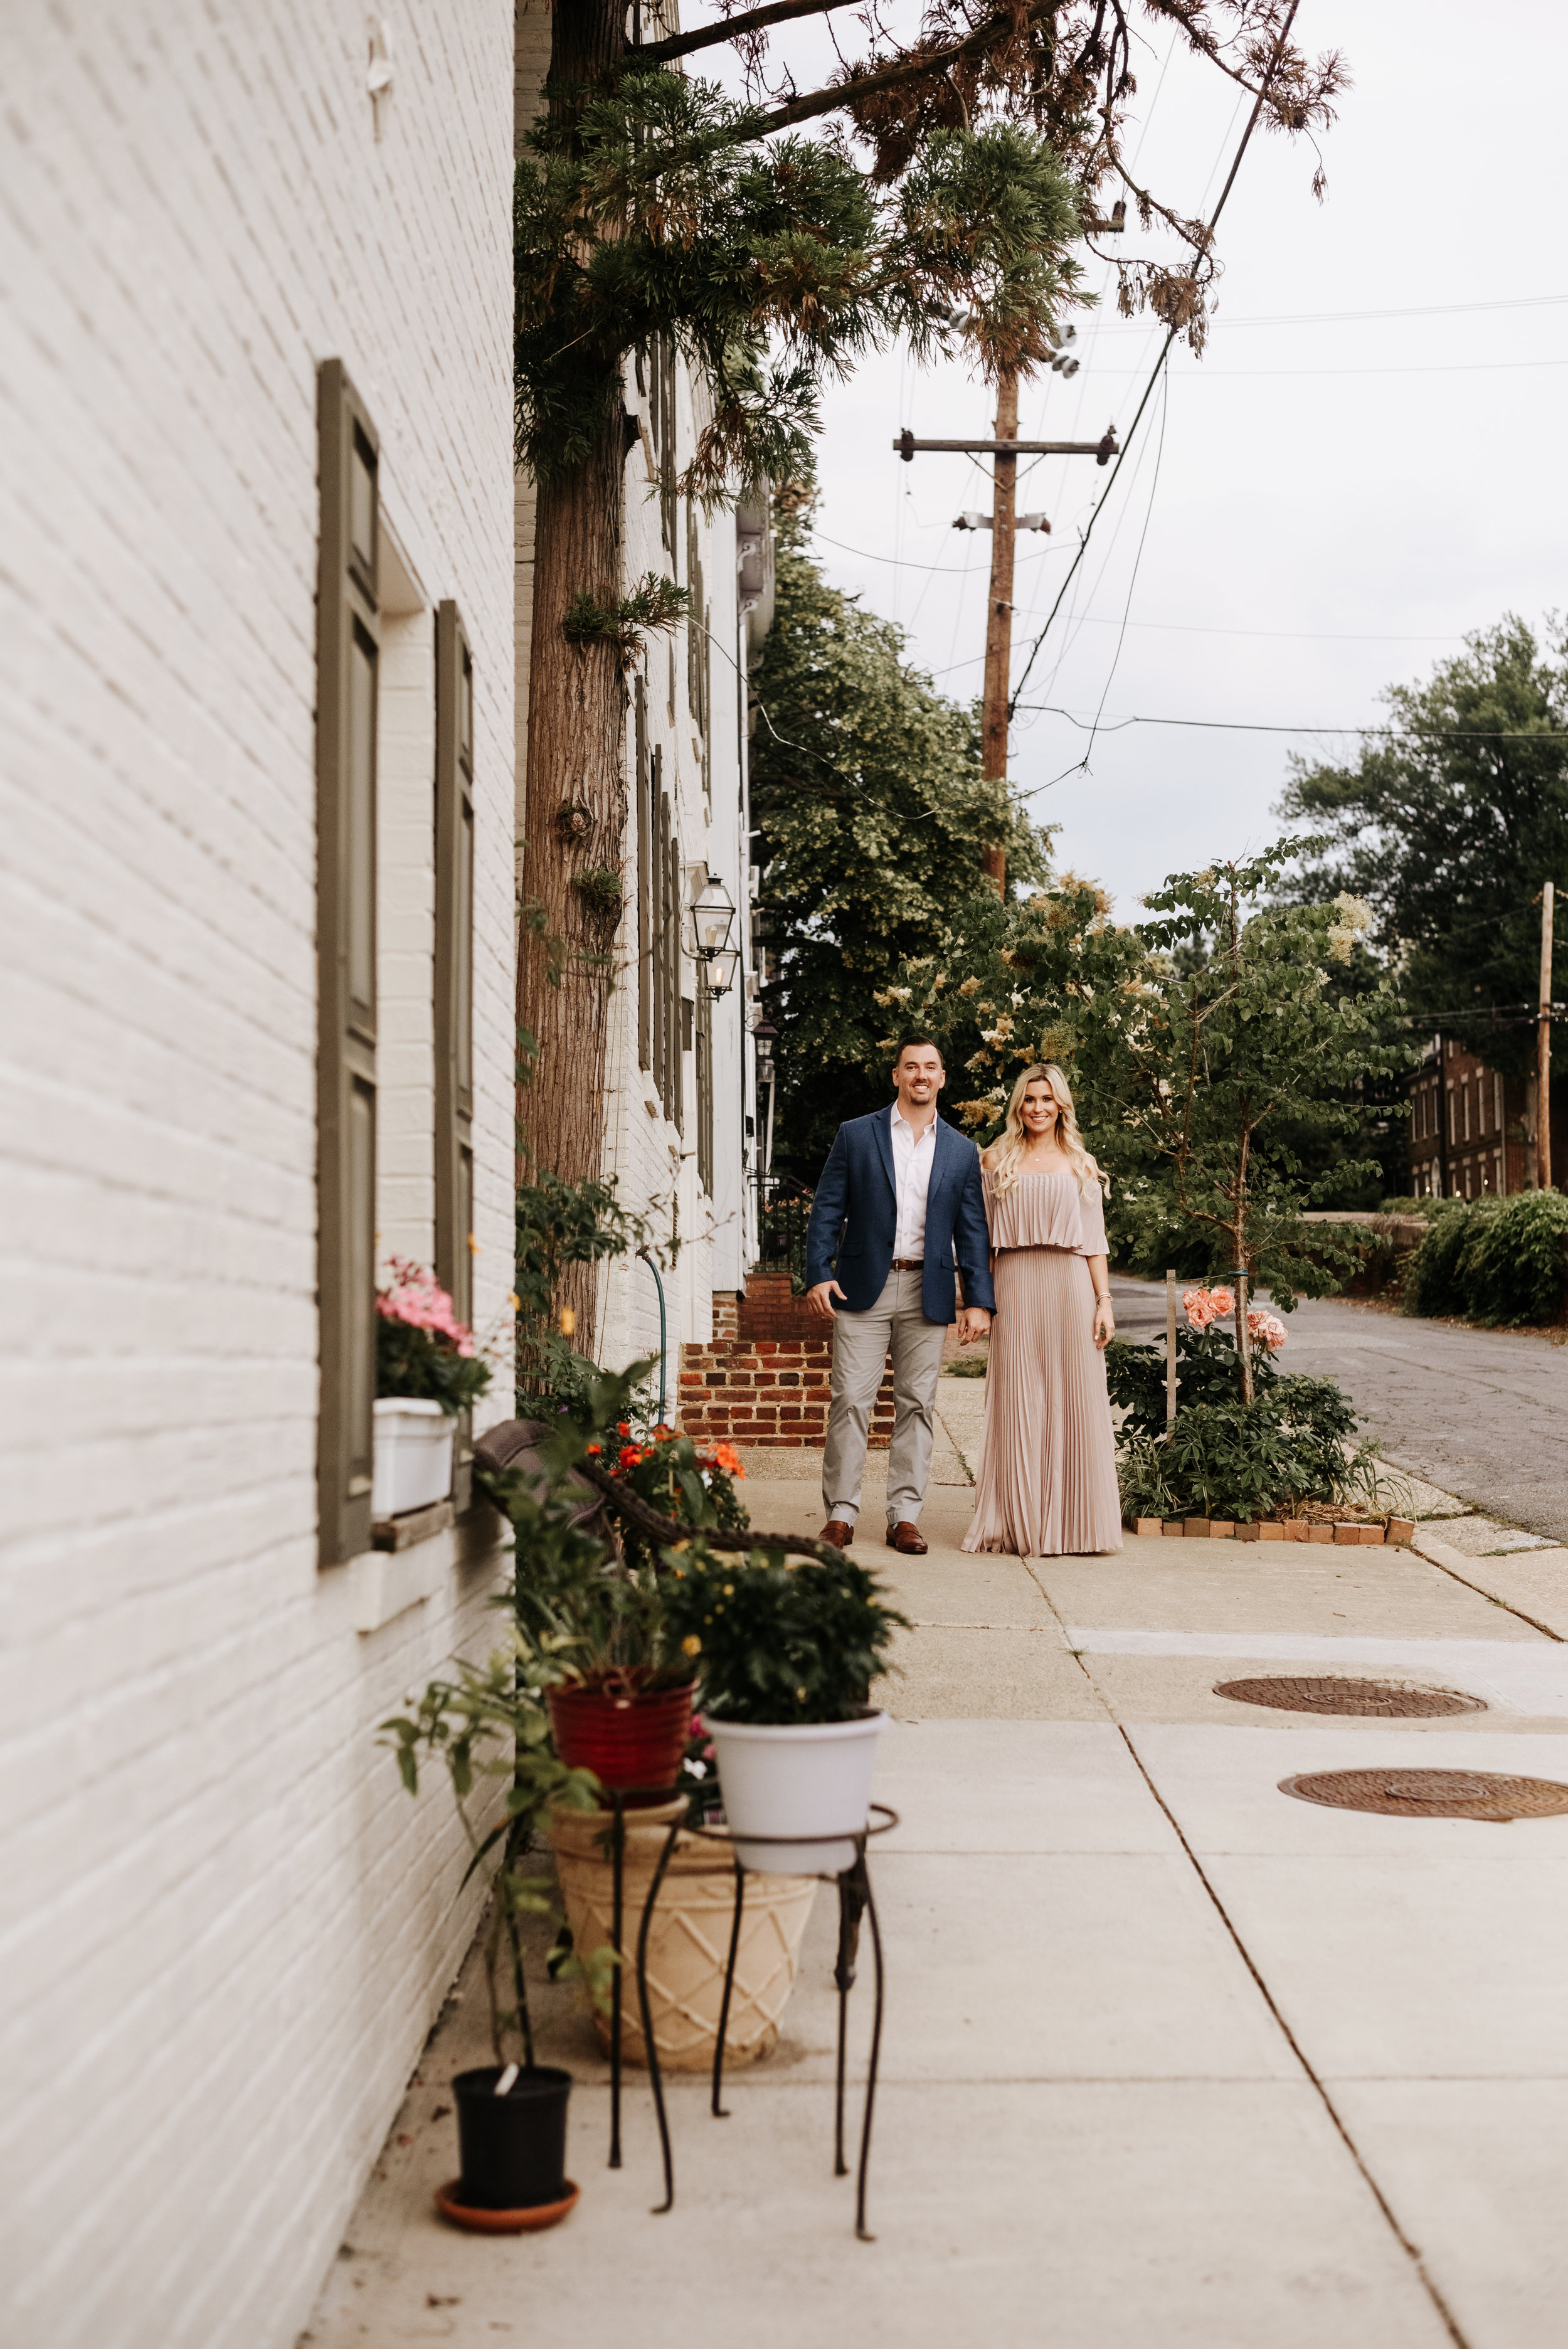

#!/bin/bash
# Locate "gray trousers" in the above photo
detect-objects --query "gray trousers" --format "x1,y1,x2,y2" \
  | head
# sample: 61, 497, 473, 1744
822, 1266, 948, 1527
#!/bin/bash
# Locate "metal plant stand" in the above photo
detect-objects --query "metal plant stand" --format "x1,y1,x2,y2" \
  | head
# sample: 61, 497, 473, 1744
604, 1805, 898, 2240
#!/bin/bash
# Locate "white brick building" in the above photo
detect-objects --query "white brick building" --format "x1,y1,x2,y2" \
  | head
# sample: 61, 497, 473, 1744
1, 6, 767, 2344
1, 8, 521, 2345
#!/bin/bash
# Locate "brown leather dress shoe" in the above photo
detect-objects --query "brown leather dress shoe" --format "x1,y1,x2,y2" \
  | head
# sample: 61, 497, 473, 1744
886, 1521, 928, 1554
820, 1519, 855, 1548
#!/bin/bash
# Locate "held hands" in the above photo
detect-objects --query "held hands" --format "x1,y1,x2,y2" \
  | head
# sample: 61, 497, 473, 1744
956, 1307, 992, 1346
807, 1279, 848, 1322
1093, 1295, 1115, 1351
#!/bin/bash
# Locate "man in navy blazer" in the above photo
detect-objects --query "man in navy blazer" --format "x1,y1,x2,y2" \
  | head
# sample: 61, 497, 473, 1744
804, 1035, 994, 1553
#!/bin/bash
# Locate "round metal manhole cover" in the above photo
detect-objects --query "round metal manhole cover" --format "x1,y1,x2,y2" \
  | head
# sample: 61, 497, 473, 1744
1279, 1768, 1568, 1823
1215, 1675, 1485, 1719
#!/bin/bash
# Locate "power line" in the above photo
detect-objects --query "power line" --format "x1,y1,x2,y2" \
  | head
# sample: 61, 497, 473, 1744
1090, 290, 1568, 334
1014, 704, 1568, 748
1061, 354, 1568, 380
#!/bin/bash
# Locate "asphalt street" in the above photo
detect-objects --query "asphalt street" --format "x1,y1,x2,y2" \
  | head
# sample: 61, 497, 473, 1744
1109, 1275, 1568, 1544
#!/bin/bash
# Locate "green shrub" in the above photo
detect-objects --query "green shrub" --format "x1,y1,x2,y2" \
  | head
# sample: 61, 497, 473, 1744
1404, 1192, 1568, 1324
1116, 1378, 1379, 1522
1106, 1324, 1281, 1437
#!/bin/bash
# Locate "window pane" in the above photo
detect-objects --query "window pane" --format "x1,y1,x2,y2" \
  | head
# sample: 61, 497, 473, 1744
351, 432, 376, 576
347, 1077, 376, 1490
457, 1146, 474, 1328
457, 801, 474, 1096
348, 627, 376, 1015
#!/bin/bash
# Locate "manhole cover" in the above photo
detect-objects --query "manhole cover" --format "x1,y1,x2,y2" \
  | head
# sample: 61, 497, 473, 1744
1215, 1675, 1485, 1718
1279, 1768, 1568, 1823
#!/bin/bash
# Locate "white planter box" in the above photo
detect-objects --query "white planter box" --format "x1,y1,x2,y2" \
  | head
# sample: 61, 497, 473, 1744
704, 1711, 886, 1875
371, 1397, 455, 1520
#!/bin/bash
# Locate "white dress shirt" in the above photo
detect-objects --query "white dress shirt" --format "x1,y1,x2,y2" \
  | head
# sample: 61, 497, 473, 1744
889, 1105, 936, 1259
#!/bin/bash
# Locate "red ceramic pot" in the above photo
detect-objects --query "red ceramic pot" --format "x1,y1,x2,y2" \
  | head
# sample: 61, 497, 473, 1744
547, 1678, 696, 1804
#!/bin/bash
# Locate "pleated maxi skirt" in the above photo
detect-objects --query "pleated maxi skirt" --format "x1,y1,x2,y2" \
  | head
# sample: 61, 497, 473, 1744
961, 1246, 1123, 1557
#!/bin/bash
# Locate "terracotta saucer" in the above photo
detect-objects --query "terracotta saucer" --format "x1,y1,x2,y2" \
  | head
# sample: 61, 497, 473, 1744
433, 2180, 581, 2234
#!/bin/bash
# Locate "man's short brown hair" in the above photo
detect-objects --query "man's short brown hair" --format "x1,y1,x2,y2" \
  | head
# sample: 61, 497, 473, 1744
893, 1034, 944, 1066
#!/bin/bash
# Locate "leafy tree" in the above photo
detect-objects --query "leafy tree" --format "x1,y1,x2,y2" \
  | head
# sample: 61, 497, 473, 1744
513, 1, 1342, 1233
880, 840, 1411, 1392
860, 866, 1146, 1141
1278, 617, 1568, 1085
751, 516, 1051, 1175
1108, 845, 1410, 1393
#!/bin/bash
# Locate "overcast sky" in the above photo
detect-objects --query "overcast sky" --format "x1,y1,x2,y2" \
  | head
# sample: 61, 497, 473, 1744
697, 0, 1567, 915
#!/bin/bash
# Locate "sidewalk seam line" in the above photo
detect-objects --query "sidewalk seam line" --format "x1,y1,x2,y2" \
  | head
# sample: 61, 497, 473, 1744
1411, 1539, 1565, 1644
1024, 1559, 1474, 2349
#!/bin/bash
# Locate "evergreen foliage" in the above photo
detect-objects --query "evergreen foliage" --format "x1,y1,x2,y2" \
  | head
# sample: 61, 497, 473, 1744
515, 70, 1088, 496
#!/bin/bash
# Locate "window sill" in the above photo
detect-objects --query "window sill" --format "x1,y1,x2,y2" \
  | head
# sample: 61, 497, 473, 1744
371, 1498, 455, 1552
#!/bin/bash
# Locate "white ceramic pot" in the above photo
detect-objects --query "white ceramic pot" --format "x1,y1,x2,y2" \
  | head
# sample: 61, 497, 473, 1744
704, 1711, 886, 1875
371, 1397, 455, 1518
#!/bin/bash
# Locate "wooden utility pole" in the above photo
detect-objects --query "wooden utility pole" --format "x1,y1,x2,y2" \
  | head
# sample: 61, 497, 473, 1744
893, 412, 1117, 898
1539, 881, 1555, 1192
980, 372, 1019, 898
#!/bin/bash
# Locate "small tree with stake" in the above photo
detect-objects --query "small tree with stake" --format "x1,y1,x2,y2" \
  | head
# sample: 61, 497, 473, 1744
1106, 841, 1411, 1399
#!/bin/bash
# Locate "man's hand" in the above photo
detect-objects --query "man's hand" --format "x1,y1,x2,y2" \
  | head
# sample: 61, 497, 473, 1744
956, 1307, 992, 1346
807, 1279, 848, 1322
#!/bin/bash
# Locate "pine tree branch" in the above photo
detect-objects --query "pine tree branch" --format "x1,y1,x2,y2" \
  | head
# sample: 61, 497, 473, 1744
634, 0, 862, 68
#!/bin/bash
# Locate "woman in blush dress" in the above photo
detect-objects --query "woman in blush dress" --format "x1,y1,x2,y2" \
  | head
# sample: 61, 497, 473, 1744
961, 1063, 1123, 1557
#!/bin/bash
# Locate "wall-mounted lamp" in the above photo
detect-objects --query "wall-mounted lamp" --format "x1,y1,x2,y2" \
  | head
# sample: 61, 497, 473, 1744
689, 868, 739, 996
751, 1018, 778, 1079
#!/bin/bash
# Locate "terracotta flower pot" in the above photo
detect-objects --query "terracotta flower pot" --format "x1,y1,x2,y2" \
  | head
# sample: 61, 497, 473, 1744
549, 1799, 817, 2072
547, 1677, 696, 1805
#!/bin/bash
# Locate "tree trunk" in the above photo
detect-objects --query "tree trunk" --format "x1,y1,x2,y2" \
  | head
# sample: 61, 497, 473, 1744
517, 0, 630, 1352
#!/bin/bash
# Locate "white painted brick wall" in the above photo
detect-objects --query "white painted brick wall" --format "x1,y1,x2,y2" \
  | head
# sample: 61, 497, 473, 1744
0, 7, 517, 2346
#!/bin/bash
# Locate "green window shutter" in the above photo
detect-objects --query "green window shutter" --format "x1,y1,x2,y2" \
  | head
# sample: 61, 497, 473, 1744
316, 360, 380, 1567
435, 600, 476, 1511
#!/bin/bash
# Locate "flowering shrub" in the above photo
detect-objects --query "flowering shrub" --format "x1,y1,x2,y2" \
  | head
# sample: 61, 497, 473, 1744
591, 1424, 750, 1576
376, 1258, 494, 1416
1248, 1309, 1288, 1353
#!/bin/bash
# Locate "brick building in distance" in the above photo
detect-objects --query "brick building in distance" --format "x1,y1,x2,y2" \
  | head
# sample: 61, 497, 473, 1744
1407, 1034, 1540, 1199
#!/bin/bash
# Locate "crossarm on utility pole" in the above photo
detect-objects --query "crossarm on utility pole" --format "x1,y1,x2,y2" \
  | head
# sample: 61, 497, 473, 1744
894, 432, 1118, 461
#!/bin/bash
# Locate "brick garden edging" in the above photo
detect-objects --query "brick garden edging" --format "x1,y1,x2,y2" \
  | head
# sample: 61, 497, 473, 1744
679, 1275, 896, 1451
1129, 1515, 1418, 1546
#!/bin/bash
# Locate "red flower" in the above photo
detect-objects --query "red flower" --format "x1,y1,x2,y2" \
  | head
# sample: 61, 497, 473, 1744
618, 1445, 644, 1471
617, 1421, 631, 1437
586, 1443, 601, 1456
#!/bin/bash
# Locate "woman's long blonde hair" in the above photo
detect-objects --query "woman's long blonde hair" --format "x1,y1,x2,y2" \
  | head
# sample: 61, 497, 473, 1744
983, 1063, 1108, 1199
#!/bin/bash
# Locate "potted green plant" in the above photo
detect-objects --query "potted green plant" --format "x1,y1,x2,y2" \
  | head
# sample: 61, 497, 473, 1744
374, 1259, 493, 1516
490, 1411, 746, 1802
381, 1647, 605, 2229
662, 1550, 909, 1874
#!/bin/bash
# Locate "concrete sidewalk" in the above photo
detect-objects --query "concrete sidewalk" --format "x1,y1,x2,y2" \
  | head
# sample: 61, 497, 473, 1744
306, 1454, 1568, 2349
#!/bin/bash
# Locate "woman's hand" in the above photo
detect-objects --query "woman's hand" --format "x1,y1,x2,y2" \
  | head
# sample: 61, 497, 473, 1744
1092, 1294, 1115, 1350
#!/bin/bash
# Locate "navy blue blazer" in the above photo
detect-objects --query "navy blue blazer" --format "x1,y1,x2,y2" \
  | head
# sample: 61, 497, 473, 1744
803, 1108, 997, 1325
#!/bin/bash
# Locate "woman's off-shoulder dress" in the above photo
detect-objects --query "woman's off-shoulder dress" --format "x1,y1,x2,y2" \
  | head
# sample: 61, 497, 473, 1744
961, 1169, 1123, 1557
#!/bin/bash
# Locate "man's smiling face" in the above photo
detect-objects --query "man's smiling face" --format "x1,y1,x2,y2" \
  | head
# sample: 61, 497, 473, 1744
894, 1042, 943, 1115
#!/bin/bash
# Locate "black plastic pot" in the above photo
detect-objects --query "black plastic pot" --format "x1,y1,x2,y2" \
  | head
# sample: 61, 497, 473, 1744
452, 2066, 571, 2211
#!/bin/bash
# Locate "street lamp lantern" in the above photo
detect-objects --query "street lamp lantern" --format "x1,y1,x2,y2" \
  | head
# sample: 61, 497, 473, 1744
689, 868, 739, 996
751, 1018, 778, 1078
